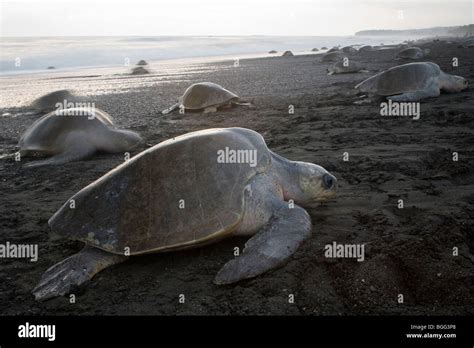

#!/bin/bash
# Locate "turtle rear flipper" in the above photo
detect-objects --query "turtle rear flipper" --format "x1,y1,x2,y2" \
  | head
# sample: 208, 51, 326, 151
32, 246, 127, 301
214, 203, 312, 285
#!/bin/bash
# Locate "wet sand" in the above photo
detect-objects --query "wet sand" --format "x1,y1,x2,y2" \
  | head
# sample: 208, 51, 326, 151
0, 40, 473, 315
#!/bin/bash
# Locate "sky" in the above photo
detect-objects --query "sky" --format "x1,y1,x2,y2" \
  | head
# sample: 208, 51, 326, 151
0, 0, 472, 37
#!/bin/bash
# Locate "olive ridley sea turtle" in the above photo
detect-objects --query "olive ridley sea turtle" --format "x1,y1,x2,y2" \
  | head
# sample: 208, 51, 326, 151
31, 90, 76, 113
162, 82, 251, 114
396, 47, 429, 59
19, 107, 142, 167
32, 127, 337, 300
355, 62, 468, 101
328, 61, 368, 75
322, 51, 346, 62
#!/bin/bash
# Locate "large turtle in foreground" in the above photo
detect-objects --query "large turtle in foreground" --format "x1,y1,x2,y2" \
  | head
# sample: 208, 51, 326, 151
32, 127, 337, 300
162, 82, 251, 114
355, 62, 468, 101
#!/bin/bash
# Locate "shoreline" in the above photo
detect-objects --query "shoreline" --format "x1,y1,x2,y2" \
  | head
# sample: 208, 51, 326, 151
0, 34, 413, 77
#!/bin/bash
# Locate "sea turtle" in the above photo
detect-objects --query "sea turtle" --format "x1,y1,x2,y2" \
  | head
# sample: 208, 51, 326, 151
19, 107, 142, 167
268, 50, 278, 54
459, 38, 474, 48
31, 90, 76, 113
358, 45, 374, 53
328, 61, 367, 75
321, 46, 328, 50
130, 66, 150, 75
311, 48, 319, 52
282, 50, 294, 57
322, 51, 346, 62
396, 47, 429, 59
355, 62, 468, 101
31, 127, 338, 301
341, 46, 357, 54
162, 82, 251, 114
136, 60, 148, 65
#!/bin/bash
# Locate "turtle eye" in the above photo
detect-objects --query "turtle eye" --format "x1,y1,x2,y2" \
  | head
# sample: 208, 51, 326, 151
322, 174, 334, 189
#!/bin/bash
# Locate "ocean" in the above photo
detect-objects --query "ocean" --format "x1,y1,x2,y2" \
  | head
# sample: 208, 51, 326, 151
0, 35, 408, 75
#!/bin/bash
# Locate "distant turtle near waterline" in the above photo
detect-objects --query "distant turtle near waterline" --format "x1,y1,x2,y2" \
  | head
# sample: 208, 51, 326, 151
19, 107, 143, 167
47, 66, 55, 70
136, 60, 148, 66
396, 47, 429, 59
321, 46, 328, 50
311, 48, 319, 52
328, 61, 368, 75
282, 50, 294, 57
162, 82, 251, 114
31, 90, 76, 113
355, 62, 468, 101
130, 66, 150, 75
31, 127, 338, 301
268, 50, 278, 54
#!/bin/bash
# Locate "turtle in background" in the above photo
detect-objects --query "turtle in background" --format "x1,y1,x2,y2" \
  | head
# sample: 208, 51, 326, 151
162, 82, 251, 114
355, 62, 468, 101
322, 51, 347, 63
282, 50, 294, 57
136, 60, 148, 66
31, 90, 76, 113
396, 47, 430, 60
358, 45, 374, 53
341, 46, 357, 54
19, 107, 143, 167
32, 127, 337, 301
328, 61, 368, 75
130, 66, 150, 75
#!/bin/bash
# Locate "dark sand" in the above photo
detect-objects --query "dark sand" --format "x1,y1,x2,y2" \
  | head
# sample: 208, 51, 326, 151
0, 40, 473, 315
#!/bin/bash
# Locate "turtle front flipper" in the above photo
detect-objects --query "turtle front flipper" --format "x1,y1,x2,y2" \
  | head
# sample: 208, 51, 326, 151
214, 204, 312, 285
387, 86, 440, 102
161, 102, 180, 115
32, 246, 127, 301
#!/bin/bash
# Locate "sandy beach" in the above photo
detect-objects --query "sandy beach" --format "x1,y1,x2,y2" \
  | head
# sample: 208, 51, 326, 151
0, 39, 473, 315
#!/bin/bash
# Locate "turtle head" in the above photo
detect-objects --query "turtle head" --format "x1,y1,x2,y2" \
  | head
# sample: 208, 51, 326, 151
441, 74, 468, 92
282, 161, 337, 205
104, 129, 143, 153
327, 67, 335, 75
296, 162, 337, 203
